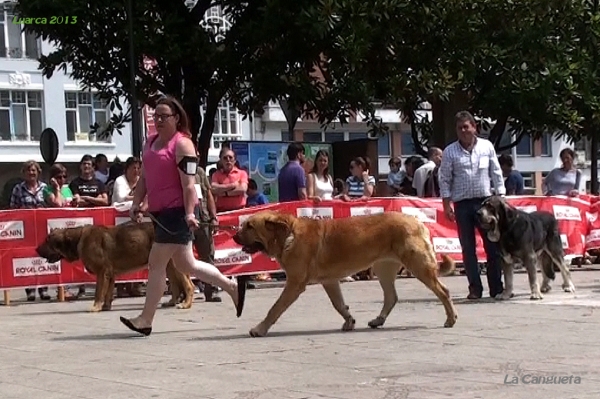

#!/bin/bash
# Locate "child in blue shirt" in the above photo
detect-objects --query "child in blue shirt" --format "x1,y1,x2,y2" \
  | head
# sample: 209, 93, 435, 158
246, 178, 269, 207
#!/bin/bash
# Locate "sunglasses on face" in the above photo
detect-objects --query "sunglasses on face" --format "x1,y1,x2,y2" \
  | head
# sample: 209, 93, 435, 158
153, 114, 174, 122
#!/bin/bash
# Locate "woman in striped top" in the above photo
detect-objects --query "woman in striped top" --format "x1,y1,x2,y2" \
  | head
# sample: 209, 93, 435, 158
341, 156, 376, 201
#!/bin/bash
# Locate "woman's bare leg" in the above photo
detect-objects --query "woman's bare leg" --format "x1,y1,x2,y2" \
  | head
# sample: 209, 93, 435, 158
172, 243, 238, 308
127, 243, 176, 328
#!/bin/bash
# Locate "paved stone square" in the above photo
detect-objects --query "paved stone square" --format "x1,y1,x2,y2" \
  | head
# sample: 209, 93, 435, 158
2, 270, 600, 399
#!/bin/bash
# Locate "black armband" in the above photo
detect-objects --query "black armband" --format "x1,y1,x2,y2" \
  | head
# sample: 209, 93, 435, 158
178, 156, 198, 176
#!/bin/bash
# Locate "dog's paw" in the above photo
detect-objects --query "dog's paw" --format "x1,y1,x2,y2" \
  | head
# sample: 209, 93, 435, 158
444, 314, 458, 328
540, 284, 552, 293
495, 292, 513, 301
342, 317, 356, 332
101, 304, 112, 311
161, 301, 177, 308
530, 292, 543, 300
562, 282, 575, 293
367, 316, 386, 329
249, 324, 268, 337
176, 302, 192, 310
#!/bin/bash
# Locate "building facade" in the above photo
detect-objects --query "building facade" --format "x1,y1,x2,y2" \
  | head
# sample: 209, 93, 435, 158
256, 102, 586, 195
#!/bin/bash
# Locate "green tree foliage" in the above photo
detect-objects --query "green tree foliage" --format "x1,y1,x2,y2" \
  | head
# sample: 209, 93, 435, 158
16, 0, 600, 162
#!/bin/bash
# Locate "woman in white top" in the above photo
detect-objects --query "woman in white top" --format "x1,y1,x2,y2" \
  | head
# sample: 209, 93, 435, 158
112, 156, 141, 204
307, 150, 334, 202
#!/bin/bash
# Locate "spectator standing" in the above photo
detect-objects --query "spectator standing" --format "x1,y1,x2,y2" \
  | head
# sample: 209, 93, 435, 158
398, 156, 424, 196
69, 154, 109, 298
246, 179, 269, 207
43, 164, 79, 300
94, 153, 110, 184
70, 154, 109, 208
543, 148, 582, 197
342, 157, 376, 201
10, 160, 50, 301
386, 157, 405, 196
498, 154, 524, 195
278, 142, 307, 202
112, 157, 141, 204
193, 165, 221, 302
413, 147, 443, 197
111, 156, 143, 298
306, 149, 334, 202
211, 148, 248, 212
245, 178, 271, 281
438, 111, 506, 300
43, 163, 74, 208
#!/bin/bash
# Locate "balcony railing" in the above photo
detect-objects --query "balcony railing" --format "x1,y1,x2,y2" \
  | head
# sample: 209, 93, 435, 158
0, 46, 41, 59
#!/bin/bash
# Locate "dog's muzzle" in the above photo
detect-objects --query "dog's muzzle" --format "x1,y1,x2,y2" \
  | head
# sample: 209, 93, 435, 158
35, 243, 63, 264
233, 232, 265, 254
477, 209, 501, 242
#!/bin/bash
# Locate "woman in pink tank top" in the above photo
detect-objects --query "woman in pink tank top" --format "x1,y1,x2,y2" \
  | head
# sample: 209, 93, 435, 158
119, 96, 245, 336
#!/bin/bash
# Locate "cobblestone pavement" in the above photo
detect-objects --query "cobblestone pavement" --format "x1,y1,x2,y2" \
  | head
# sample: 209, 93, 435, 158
2, 270, 600, 399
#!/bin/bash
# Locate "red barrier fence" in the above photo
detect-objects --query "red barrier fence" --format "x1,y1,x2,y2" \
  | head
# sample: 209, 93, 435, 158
0, 195, 598, 292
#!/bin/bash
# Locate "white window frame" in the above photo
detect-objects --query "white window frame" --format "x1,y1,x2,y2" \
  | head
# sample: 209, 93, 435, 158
521, 172, 535, 188
540, 134, 552, 157
0, 90, 44, 142
515, 134, 534, 157
0, 4, 40, 59
64, 91, 111, 142
207, 99, 242, 150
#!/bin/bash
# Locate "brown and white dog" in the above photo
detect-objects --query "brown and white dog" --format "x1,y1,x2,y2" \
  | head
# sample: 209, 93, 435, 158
36, 222, 195, 312
233, 210, 458, 337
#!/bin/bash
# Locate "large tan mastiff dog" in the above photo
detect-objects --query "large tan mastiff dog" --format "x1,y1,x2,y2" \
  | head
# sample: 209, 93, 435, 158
36, 222, 195, 312
233, 210, 458, 337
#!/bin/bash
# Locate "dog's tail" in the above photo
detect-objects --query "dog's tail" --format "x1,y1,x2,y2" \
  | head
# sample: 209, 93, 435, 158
438, 255, 456, 276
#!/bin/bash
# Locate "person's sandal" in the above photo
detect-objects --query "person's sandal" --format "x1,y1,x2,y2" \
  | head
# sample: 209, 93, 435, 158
120, 316, 152, 336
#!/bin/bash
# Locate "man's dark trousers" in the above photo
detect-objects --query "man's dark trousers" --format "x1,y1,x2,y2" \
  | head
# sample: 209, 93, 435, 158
193, 225, 219, 301
454, 197, 503, 298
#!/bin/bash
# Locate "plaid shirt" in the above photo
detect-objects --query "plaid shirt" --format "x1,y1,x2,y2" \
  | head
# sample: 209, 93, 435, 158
9, 181, 47, 209
438, 138, 505, 202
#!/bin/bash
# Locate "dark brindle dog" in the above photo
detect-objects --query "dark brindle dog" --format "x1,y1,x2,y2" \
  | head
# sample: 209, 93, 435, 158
476, 196, 575, 300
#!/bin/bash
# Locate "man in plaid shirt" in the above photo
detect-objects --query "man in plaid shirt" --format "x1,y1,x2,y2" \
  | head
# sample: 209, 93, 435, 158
438, 111, 506, 300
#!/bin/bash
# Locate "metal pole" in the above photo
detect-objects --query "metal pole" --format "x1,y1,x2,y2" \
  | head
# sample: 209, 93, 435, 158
127, 0, 142, 157
591, 0, 599, 194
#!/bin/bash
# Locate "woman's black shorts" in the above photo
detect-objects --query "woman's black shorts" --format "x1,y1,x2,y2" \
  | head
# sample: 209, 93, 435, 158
150, 206, 200, 245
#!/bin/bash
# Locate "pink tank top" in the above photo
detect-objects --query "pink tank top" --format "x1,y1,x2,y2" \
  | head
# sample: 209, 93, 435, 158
143, 132, 195, 212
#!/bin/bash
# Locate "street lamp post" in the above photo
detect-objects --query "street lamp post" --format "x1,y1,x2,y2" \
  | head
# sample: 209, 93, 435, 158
127, 0, 143, 157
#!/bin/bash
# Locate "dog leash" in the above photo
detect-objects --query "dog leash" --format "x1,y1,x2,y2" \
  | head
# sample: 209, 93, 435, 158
143, 212, 239, 236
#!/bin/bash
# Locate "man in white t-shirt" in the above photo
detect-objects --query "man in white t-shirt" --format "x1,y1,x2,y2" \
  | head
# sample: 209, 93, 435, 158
412, 147, 442, 197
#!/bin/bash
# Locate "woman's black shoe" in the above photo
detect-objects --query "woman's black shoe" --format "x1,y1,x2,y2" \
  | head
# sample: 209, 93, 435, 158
119, 316, 152, 336
236, 276, 248, 318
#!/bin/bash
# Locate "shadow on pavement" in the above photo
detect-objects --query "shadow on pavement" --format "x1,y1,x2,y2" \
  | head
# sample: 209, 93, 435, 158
49, 324, 435, 342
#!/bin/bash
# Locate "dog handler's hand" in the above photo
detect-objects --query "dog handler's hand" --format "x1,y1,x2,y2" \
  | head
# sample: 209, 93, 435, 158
185, 214, 199, 230
129, 205, 142, 223
443, 203, 455, 223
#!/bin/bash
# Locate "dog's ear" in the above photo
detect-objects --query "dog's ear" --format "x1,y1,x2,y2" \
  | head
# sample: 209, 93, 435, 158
264, 219, 291, 235
57, 227, 84, 261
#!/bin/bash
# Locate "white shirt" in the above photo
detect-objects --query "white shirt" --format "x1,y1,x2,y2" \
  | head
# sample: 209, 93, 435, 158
111, 175, 135, 203
412, 160, 436, 197
311, 173, 334, 200
438, 138, 505, 202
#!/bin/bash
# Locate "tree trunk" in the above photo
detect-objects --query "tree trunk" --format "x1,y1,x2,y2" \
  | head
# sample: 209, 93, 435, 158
197, 92, 220, 167
430, 89, 470, 148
